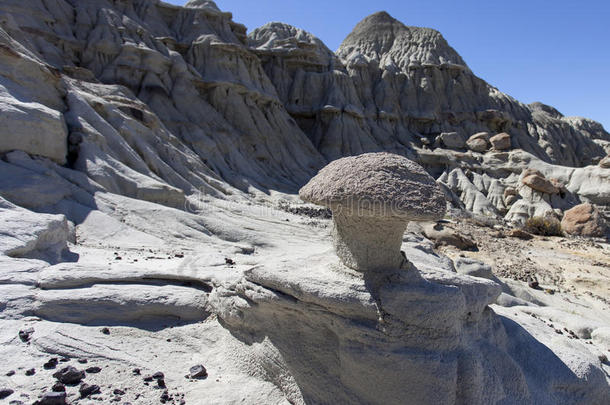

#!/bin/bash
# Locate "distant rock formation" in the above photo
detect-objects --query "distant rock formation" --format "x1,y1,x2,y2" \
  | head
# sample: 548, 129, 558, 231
0, 0, 608, 226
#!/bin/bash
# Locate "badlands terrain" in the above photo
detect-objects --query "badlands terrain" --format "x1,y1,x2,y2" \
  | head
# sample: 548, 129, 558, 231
0, 0, 609, 404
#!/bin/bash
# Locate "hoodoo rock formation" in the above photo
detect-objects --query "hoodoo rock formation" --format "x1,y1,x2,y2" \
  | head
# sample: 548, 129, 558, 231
0, 1, 608, 404
299, 153, 446, 272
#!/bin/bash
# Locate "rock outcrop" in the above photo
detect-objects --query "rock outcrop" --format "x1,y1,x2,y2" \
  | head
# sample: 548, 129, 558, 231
0, 1, 607, 225
214, 247, 608, 405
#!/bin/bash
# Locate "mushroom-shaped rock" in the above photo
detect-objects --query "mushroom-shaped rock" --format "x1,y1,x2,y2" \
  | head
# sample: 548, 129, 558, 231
299, 152, 446, 272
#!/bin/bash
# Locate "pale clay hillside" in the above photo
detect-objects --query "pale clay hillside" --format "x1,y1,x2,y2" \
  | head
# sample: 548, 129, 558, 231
0, 0, 608, 404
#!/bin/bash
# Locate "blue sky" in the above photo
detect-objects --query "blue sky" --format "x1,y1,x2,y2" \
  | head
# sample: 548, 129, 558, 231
166, 1, 609, 131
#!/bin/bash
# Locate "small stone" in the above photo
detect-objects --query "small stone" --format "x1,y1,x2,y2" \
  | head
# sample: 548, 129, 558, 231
507, 229, 533, 240
25, 368, 36, 376
0, 388, 14, 399
51, 382, 65, 392
224, 258, 235, 265
6, 370, 15, 376
113, 389, 125, 395
189, 364, 208, 379
100, 327, 110, 335
77, 359, 88, 364
152, 371, 164, 380
43, 358, 59, 369
143, 376, 154, 382
52, 366, 85, 385
115, 256, 122, 260
157, 379, 166, 389
18, 327, 34, 342
86, 366, 102, 374
79, 383, 101, 398
527, 277, 539, 289
59, 358, 70, 363
34, 391, 66, 405
132, 368, 141, 375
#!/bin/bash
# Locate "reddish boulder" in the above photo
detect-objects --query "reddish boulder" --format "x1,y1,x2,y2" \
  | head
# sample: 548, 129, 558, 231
490, 132, 511, 150
561, 203, 607, 237
521, 169, 558, 194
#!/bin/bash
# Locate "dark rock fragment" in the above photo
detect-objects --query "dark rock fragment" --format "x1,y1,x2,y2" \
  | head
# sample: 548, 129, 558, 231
79, 383, 101, 398
34, 391, 66, 405
0, 388, 14, 399
18, 327, 34, 342
52, 366, 85, 385
43, 358, 59, 369
189, 364, 208, 379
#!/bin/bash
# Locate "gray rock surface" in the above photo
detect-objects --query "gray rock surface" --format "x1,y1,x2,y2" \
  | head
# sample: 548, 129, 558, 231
0, 0, 606, 225
213, 257, 608, 405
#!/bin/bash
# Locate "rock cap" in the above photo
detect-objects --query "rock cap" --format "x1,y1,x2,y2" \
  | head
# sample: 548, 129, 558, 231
299, 152, 446, 220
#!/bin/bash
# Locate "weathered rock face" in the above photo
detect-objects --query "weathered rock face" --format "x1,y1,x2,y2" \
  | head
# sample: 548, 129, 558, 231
253, 11, 609, 169
214, 258, 609, 405
561, 203, 607, 237
0, 0, 326, 201
0, 1, 608, 227
0, 3, 608, 403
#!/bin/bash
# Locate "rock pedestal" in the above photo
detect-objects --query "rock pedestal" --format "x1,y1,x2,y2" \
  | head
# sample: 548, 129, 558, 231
214, 260, 537, 404
213, 257, 610, 404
